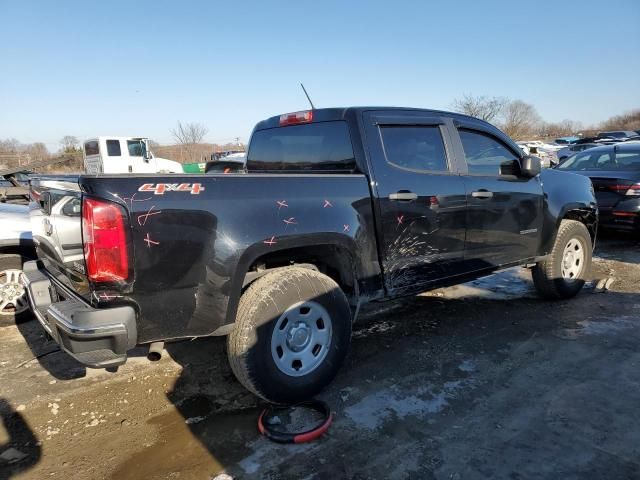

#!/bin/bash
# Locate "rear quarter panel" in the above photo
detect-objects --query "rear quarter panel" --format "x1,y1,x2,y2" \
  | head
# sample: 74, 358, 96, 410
80, 174, 380, 343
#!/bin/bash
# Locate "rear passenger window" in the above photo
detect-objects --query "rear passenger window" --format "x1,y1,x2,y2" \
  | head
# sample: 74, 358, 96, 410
106, 140, 121, 156
459, 129, 518, 176
380, 126, 448, 172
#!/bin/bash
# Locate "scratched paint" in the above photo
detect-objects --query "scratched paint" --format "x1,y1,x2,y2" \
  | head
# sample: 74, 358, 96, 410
144, 233, 160, 248
137, 206, 162, 226
263, 236, 277, 246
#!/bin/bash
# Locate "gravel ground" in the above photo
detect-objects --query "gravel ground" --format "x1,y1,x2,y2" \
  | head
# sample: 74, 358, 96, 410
1, 233, 639, 480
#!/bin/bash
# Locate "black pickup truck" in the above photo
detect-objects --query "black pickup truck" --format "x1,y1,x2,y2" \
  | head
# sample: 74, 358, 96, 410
22, 107, 597, 403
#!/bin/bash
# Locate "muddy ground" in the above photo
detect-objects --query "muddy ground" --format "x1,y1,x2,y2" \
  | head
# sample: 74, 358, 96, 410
1, 233, 639, 480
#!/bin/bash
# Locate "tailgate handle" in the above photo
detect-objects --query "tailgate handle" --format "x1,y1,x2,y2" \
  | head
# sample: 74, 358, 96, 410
471, 190, 493, 199
389, 191, 418, 202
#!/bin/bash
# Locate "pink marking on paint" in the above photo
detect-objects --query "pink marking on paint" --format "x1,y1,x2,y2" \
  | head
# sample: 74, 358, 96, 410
121, 192, 153, 209
144, 233, 160, 248
276, 200, 289, 210
323, 199, 333, 208
397, 215, 404, 225
263, 236, 277, 246
137, 206, 162, 226
343, 224, 350, 232
283, 217, 297, 225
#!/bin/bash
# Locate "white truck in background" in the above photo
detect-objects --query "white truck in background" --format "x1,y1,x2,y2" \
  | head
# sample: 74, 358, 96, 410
83, 137, 183, 174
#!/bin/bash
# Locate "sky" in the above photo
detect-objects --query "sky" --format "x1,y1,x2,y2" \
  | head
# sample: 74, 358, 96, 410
1, 0, 639, 150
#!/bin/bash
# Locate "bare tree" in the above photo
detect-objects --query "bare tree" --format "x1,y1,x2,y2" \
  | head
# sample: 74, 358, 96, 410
171, 121, 208, 145
452, 94, 507, 122
60, 135, 79, 153
0, 138, 21, 153
170, 121, 209, 163
25, 142, 50, 161
500, 100, 542, 140
599, 109, 640, 131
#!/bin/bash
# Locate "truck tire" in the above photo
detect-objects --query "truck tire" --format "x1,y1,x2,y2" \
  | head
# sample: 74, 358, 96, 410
228, 267, 351, 403
0, 254, 31, 326
532, 219, 592, 299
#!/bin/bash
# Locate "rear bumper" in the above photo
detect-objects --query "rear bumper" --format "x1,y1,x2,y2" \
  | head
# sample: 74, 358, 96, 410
21, 260, 137, 368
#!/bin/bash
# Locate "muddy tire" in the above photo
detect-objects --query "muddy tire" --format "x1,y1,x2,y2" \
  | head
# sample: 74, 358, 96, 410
227, 267, 351, 403
0, 254, 31, 326
532, 220, 592, 299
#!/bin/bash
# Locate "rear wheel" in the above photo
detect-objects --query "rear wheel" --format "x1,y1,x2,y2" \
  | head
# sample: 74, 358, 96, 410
0, 254, 31, 326
227, 267, 351, 403
532, 220, 592, 299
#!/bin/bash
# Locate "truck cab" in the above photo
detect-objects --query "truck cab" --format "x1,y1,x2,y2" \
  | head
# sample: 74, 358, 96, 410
83, 137, 183, 174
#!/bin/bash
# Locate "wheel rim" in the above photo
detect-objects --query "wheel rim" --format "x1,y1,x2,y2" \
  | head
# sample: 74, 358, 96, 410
271, 301, 333, 377
561, 238, 585, 281
0, 269, 28, 317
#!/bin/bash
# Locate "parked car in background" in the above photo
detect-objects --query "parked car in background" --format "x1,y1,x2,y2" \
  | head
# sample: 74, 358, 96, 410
557, 143, 640, 233
557, 143, 600, 163
0, 203, 33, 325
554, 136, 580, 145
597, 131, 638, 140
0, 170, 31, 204
516, 141, 558, 167
204, 152, 246, 173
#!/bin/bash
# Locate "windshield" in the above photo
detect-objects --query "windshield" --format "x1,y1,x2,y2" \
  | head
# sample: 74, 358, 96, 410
558, 149, 640, 171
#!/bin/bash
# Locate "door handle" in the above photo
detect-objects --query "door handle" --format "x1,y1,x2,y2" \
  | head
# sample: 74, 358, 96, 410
389, 191, 418, 201
471, 190, 493, 199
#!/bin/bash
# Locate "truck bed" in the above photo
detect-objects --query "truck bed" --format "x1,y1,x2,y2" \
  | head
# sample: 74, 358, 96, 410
29, 173, 382, 343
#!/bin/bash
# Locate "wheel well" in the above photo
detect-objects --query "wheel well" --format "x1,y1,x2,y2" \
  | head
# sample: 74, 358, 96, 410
245, 245, 358, 304
563, 209, 597, 243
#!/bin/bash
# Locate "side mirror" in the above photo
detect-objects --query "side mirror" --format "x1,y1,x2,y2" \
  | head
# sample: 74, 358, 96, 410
520, 155, 541, 178
142, 140, 152, 161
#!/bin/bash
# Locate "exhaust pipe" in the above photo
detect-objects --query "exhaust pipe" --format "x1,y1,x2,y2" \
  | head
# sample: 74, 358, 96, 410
147, 341, 164, 362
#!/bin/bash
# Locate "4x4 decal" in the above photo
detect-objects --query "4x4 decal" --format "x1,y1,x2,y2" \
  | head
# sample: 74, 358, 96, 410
138, 183, 205, 195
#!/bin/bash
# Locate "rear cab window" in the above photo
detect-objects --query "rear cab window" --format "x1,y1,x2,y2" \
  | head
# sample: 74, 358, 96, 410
246, 121, 356, 172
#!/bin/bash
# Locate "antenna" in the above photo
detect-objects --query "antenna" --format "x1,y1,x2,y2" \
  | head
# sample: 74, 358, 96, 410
300, 83, 315, 110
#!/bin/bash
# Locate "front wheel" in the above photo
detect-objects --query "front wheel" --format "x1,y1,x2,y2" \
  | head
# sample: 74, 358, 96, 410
227, 267, 351, 403
532, 220, 592, 299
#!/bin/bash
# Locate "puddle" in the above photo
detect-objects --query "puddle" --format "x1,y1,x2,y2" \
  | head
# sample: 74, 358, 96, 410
343, 379, 473, 430
112, 402, 261, 479
556, 316, 639, 339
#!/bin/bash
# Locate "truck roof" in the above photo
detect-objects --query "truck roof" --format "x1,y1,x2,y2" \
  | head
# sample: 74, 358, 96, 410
84, 136, 148, 142
253, 106, 498, 131
252, 106, 513, 150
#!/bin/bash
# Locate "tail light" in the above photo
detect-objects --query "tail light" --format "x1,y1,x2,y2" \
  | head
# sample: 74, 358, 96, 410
279, 110, 313, 126
607, 182, 640, 195
82, 197, 129, 282
624, 183, 640, 196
